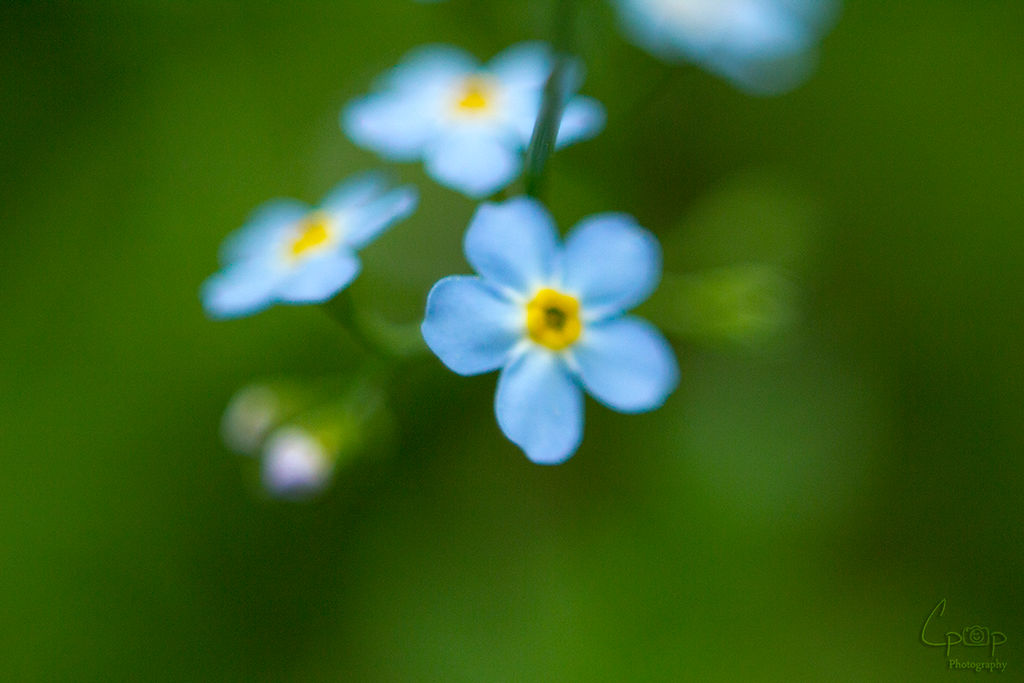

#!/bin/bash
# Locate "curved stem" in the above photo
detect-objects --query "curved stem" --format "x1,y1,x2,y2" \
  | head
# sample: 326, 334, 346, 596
321, 291, 428, 361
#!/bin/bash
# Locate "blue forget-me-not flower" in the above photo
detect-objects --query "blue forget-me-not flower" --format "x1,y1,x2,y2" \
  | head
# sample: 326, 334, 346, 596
202, 173, 417, 319
613, 0, 838, 93
422, 197, 679, 464
342, 43, 605, 198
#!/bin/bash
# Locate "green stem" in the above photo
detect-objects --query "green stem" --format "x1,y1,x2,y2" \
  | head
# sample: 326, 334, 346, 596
524, 58, 567, 199
321, 291, 428, 361
523, 0, 576, 199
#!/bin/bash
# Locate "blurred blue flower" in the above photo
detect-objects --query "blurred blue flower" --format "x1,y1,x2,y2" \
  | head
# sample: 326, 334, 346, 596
613, 0, 839, 93
422, 197, 679, 464
343, 43, 605, 197
201, 173, 417, 319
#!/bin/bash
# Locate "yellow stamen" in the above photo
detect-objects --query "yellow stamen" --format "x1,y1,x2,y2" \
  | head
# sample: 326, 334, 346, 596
289, 212, 332, 258
455, 76, 493, 113
526, 288, 582, 351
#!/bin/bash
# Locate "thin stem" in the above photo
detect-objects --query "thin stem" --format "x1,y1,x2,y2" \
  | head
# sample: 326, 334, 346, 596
321, 291, 428, 361
523, 0, 576, 199
524, 58, 568, 199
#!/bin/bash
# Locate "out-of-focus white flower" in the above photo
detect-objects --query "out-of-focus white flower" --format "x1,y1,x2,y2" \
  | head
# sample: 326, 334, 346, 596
261, 427, 335, 500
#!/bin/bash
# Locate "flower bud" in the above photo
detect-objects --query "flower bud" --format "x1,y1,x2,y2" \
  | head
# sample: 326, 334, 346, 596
258, 376, 391, 500
261, 427, 334, 499
221, 380, 314, 455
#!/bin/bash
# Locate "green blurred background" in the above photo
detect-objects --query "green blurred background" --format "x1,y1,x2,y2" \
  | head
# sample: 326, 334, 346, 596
2, 1, 1022, 680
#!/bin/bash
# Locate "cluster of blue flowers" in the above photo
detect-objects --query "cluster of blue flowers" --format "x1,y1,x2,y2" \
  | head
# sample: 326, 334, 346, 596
204, 0, 837, 496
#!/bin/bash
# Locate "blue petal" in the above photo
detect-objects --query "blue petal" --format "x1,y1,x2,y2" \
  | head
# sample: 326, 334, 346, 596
343, 46, 481, 160
500, 50, 589, 144
201, 262, 282, 319
423, 129, 521, 198
709, 44, 816, 95
219, 200, 307, 266
495, 350, 583, 464
573, 316, 679, 413
342, 93, 437, 161
555, 95, 606, 148
319, 172, 390, 213
464, 197, 560, 294
421, 276, 522, 376
614, 0, 834, 94
487, 42, 554, 92
343, 185, 419, 250
561, 213, 661, 318
276, 250, 361, 304
505, 95, 545, 145
316, 173, 417, 249
383, 44, 478, 92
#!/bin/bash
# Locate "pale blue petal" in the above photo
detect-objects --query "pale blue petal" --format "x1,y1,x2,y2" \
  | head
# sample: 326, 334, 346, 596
344, 185, 418, 250
464, 197, 560, 294
219, 200, 306, 266
319, 172, 390, 213
276, 250, 360, 304
342, 93, 436, 161
555, 95, 606, 148
490, 42, 585, 94
561, 213, 661, 318
505, 94, 545, 145
383, 44, 478, 92
500, 50, 589, 144
423, 130, 521, 198
574, 316, 679, 413
421, 276, 522, 376
614, 0, 835, 94
710, 43, 816, 95
700, 2, 817, 93
341, 46, 481, 160
495, 350, 583, 465
201, 262, 282, 319
487, 42, 554, 92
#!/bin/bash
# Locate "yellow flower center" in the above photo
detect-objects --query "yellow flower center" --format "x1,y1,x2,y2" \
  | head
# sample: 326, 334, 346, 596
454, 76, 494, 114
289, 212, 333, 258
526, 288, 582, 351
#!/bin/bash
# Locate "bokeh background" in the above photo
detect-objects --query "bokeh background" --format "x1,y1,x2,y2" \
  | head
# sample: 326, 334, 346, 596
2, 1, 1022, 680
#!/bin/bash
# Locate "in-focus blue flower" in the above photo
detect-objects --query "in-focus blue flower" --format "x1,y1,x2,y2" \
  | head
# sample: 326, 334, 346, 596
613, 0, 838, 93
343, 43, 606, 198
201, 173, 417, 319
422, 197, 679, 464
